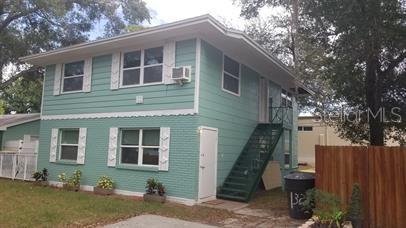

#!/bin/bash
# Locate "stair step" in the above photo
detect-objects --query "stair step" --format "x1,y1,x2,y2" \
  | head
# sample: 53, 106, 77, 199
220, 187, 248, 194
217, 193, 247, 202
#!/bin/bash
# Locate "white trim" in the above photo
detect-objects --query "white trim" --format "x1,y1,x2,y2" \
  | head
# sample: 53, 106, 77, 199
194, 38, 201, 113
221, 54, 241, 97
198, 126, 218, 202
48, 181, 196, 206
41, 109, 196, 120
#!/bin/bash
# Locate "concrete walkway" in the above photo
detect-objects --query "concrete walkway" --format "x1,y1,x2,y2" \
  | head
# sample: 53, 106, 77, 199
103, 215, 218, 228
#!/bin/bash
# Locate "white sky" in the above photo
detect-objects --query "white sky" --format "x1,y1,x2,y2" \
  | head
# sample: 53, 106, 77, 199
144, 0, 246, 29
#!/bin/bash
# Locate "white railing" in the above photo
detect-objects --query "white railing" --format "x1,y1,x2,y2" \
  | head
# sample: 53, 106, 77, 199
0, 140, 39, 181
0, 153, 38, 181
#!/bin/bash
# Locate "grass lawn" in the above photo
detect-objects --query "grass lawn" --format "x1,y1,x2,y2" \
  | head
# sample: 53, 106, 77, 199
0, 179, 234, 228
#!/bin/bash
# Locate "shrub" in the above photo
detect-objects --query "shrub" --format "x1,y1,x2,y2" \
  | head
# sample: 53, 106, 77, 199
347, 183, 363, 228
58, 170, 82, 188
303, 189, 345, 227
58, 172, 67, 182
32, 168, 49, 182
41, 168, 48, 181
32, 171, 42, 182
96, 176, 114, 190
145, 178, 166, 196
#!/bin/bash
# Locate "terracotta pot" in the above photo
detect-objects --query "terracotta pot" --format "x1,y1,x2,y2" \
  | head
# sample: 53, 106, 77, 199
93, 186, 114, 195
143, 193, 166, 203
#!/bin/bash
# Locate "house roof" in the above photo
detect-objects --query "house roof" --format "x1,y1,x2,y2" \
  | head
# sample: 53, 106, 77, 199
0, 113, 40, 131
20, 14, 312, 95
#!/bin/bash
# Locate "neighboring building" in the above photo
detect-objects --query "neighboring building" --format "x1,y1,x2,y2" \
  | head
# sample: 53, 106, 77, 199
298, 116, 398, 166
0, 114, 40, 151
21, 15, 310, 204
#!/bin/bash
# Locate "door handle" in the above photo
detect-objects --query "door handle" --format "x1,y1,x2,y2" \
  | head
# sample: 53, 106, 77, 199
200, 165, 205, 168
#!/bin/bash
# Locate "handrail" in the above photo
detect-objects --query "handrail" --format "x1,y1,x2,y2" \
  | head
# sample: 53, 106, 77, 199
270, 106, 293, 128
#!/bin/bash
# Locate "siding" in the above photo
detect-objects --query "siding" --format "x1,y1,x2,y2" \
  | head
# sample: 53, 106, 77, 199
2, 120, 40, 146
198, 40, 259, 185
42, 39, 196, 115
38, 116, 200, 200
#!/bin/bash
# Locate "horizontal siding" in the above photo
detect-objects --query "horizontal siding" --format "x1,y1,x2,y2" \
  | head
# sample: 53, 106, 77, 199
38, 116, 200, 200
42, 39, 196, 115
2, 120, 40, 146
198, 41, 259, 185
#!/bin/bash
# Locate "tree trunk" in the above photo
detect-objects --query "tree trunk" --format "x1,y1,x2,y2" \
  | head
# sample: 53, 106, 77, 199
291, 0, 299, 69
365, 55, 384, 146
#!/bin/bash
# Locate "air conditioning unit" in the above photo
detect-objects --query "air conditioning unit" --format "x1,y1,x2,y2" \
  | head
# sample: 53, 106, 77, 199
171, 66, 191, 84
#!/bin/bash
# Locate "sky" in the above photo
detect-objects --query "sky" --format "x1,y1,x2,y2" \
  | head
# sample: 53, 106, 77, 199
144, 0, 246, 28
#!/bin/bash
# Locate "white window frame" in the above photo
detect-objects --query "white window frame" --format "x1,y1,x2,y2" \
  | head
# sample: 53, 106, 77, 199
222, 54, 241, 96
61, 61, 85, 94
119, 128, 160, 167
120, 47, 164, 88
59, 128, 79, 161
281, 89, 293, 107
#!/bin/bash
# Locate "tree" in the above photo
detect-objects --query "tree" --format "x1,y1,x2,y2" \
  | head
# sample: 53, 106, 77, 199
238, 0, 406, 145
0, 0, 151, 105
1, 75, 42, 113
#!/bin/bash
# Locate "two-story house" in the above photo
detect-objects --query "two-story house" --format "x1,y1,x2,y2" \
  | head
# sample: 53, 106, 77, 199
21, 15, 310, 205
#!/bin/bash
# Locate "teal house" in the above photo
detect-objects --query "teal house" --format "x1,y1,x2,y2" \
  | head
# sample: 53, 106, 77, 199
21, 15, 310, 205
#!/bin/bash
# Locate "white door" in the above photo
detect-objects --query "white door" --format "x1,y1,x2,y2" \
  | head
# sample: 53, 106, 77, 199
198, 127, 218, 201
259, 78, 269, 122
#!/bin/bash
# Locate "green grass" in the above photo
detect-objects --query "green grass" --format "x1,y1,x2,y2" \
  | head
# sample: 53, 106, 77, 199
0, 179, 234, 228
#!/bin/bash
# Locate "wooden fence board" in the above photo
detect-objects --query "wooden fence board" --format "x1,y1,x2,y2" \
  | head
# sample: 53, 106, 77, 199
315, 146, 406, 227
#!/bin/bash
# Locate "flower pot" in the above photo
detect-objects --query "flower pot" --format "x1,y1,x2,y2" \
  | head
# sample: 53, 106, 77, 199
143, 193, 166, 203
63, 183, 80, 192
93, 186, 114, 195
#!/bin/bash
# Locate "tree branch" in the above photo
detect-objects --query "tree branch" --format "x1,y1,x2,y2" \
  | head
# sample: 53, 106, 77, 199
0, 8, 39, 32
381, 51, 406, 76
0, 67, 42, 90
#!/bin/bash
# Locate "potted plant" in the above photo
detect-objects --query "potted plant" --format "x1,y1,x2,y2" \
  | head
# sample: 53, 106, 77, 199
94, 175, 114, 195
59, 170, 82, 191
143, 178, 166, 203
32, 168, 49, 186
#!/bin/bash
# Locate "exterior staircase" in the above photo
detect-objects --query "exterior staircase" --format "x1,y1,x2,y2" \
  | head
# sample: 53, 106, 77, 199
217, 123, 284, 202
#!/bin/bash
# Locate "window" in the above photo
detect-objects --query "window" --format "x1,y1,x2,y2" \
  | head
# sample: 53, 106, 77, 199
222, 55, 240, 95
284, 130, 292, 168
298, 126, 313, 131
121, 47, 163, 87
281, 89, 292, 107
63, 61, 84, 92
120, 129, 160, 166
60, 129, 79, 161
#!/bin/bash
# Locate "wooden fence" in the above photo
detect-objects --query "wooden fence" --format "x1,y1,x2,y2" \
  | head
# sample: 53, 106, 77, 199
315, 145, 406, 228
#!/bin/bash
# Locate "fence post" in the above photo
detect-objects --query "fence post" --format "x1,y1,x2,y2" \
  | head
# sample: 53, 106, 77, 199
11, 154, 16, 180
23, 156, 28, 180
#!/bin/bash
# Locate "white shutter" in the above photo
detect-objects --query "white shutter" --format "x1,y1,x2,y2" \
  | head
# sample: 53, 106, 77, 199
53, 64, 62, 95
111, 53, 121, 90
159, 127, 170, 171
77, 128, 87, 164
163, 41, 176, 84
107, 127, 118, 167
49, 128, 58, 162
83, 58, 92, 92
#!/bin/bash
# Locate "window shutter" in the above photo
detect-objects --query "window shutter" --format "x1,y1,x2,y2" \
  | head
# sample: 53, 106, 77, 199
49, 128, 58, 162
107, 127, 118, 167
111, 53, 120, 90
53, 64, 62, 95
159, 127, 170, 171
83, 58, 92, 92
163, 41, 176, 84
77, 128, 87, 164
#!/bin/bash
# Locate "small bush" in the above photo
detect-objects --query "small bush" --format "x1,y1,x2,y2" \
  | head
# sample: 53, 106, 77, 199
145, 178, 166, 196
347, 183, 363, 228
96, 176, 114, 190
32, 168, 48, 182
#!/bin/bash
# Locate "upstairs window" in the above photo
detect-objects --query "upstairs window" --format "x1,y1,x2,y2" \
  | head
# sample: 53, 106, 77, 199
60, 129, 79, 161
120, 129, 160, 166
222, 55, 240, 96
121, 46, 163, 87
63, 61, 84, 92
